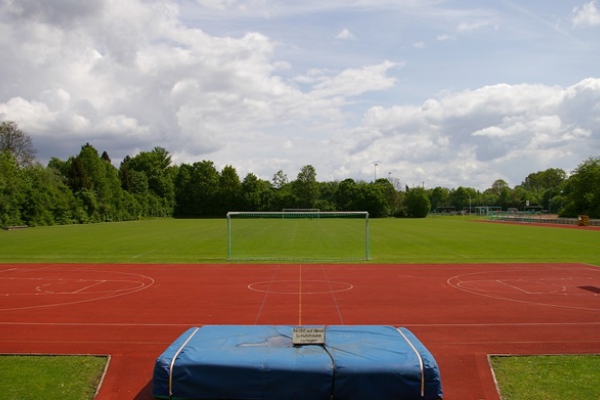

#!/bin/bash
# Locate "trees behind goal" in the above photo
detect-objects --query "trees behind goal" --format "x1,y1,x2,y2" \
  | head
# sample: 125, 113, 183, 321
227, 211, 370, 261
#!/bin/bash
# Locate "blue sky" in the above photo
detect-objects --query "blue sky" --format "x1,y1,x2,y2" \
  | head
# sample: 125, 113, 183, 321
1, 0, 599, 190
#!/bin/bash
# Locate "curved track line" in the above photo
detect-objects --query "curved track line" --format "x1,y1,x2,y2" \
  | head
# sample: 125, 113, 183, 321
447, 267, 600, 312
0, 269, 154, 312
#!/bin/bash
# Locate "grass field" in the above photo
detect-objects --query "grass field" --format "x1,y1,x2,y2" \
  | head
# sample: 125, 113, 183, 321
1, 216, 599, 265
1, 216, 599, 399
228, 217, 369, 260
0, 355, 108, 400
491, 355, 600, 399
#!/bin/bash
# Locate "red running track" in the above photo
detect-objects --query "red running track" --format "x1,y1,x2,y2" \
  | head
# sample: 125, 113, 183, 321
1, 263, 600, 399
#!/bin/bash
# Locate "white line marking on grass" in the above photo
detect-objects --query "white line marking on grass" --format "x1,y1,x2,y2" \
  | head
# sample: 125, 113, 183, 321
131, 251, 155, 259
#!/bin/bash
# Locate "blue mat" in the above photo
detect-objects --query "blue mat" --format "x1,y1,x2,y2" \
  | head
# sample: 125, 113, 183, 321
153, 325, 443, 400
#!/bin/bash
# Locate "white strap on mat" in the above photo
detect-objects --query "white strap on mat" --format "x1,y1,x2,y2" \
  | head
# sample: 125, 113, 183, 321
169, 327, 200, 397
396, 328, 425, 397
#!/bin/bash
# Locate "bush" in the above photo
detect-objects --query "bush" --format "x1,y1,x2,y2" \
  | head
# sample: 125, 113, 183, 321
403, 188, 431, 218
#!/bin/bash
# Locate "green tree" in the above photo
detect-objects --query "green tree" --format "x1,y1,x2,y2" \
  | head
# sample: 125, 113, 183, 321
316, 181, 339, 211
333, 179, 388, 217
292, 165, 319, 208
20, 164, 76, 226
521, 168, 567, 191
0, 150, 26, 225
174, 160, 220, 216
429, 187, 450, 212
128, 147, 175, 202
241, 173, 273, 211
497, 186, 512, 211
272, 170, 288, 189
0, 121, 37, 166
490, 179, 509, 196
403, 187, 431, 218
519, 168, 567, 213
374, 178, 395, 216
56, 143, 136, 222
560, 157, 600, 218
449, 186, 474, 213
119, 156, 135, 192
174, 163, 194, 216
64, 144, 106, 221
125, 147, 175, 217
335, 179, 358, 211
355, 182, 389, 217
218, 165, 242, 214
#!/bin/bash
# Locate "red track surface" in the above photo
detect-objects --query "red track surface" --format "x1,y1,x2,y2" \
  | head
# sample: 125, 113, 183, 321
1, 263, 600, 399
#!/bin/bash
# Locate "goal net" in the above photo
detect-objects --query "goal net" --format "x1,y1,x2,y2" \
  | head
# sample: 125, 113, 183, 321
227, 211, 370, 261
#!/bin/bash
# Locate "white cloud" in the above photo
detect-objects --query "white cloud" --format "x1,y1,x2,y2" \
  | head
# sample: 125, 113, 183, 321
572, 1, 600, 27
310, 61, 399, 98
191, 0, 268, 12
436, 34, 455, 41
338, 79, 600, 188
335, 28, 355, 40
0, 0, 598, 190
457, 21, 489, 32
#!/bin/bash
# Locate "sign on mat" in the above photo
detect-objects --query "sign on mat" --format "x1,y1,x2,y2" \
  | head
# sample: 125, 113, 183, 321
293, 327, 326, 345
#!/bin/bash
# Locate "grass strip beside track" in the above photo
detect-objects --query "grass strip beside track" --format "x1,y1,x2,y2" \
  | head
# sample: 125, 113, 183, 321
0, 355, 108, 400
0, 216, 599, 265
491, 355, 600, 400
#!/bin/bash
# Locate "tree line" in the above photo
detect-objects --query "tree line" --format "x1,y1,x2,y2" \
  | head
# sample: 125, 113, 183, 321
1, 121, 599, 226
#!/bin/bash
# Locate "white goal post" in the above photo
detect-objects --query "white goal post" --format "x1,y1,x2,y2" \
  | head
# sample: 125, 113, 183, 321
227, 211, 371, 261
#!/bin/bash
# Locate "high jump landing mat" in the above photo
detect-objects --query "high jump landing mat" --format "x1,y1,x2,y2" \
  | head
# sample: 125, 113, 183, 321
152, 325, 443, 400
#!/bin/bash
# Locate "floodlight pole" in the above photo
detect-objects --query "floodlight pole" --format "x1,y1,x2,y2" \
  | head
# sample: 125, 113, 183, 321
374, 163, 378, 181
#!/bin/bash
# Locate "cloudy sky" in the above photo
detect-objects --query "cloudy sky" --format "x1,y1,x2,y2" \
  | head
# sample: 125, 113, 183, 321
1, 0, 599, 190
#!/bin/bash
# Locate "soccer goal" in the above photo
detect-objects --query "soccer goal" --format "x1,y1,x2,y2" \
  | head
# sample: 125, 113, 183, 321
227, 211, 370, 261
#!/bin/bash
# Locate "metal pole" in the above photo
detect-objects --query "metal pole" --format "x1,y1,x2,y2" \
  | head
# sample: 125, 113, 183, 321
365, 212, 370, 260
227, 213, 231, 260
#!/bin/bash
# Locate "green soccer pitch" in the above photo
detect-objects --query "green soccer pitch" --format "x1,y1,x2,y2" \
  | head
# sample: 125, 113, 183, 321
1, 216, 599, 266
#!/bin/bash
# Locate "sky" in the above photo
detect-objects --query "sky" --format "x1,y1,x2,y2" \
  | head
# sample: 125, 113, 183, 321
1, 0, 599, 190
